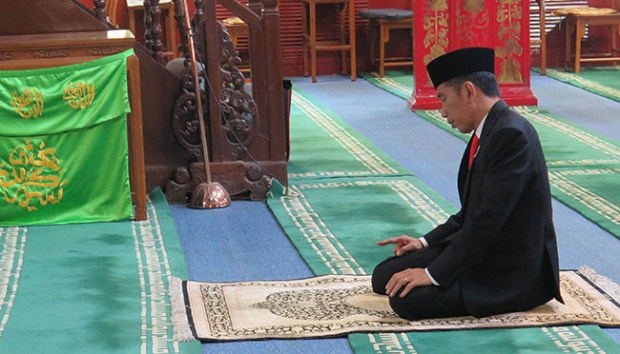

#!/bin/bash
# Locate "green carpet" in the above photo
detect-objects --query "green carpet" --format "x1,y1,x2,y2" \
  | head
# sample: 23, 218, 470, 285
267, 89, 620, 353
350, 325, 620, 354
289, 88, 409, 180
362, 71, 414, 100
0, 188, 201, 354
364, 71, 620, 240
542, 67, 620, 103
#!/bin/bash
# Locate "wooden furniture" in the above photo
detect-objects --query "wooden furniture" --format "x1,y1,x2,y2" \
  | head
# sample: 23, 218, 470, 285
223, 17, 249, 47
536, 0, 549, 74
359, 8, 412, 77
300, 0, 357, 82
0, 30, 147, 220
162, 0, 289, 201
128, 0, 179, 60
564, 9, 620, 72
223, 17, 251, 75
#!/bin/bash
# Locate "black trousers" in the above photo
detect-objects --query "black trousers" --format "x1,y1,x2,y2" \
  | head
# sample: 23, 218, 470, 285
371, 245, 469, 320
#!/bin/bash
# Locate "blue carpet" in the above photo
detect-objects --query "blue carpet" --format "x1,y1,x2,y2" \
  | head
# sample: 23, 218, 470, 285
172, 72, 620, 352
171, 202, 354, 353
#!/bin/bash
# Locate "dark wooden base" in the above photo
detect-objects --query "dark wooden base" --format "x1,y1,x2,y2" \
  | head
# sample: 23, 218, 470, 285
164, 161, 287, 203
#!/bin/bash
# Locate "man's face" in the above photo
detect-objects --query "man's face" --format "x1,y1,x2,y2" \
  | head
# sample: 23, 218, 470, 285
436, 82, 476, 134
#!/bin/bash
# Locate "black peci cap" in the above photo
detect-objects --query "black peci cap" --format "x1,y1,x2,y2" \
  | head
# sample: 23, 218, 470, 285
426, 47, 495, 89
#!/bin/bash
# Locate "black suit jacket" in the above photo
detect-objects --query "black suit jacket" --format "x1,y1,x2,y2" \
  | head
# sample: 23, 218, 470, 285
424, 100, 563, 317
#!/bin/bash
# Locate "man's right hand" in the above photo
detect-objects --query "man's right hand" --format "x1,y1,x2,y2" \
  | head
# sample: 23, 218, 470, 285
376, 235, 424, 256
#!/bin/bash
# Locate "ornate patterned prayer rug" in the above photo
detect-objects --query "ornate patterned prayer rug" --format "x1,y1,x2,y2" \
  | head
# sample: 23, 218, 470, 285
172, 268, 620, 341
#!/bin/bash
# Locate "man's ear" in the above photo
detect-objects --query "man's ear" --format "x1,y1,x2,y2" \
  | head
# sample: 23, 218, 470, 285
463, 81, 477, 100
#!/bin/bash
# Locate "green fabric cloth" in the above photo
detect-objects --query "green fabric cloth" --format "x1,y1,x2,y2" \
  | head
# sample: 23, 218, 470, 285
268, 88, 620, 354
0, 50, 135, 226
364, 71, 620, 240
0, 188, 201, 354
540, 67, 620, 103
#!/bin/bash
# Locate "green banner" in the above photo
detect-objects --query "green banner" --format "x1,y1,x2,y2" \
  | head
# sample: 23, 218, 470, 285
0, 50, 134, 226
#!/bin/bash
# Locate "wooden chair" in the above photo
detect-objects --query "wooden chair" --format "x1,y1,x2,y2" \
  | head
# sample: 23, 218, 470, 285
300, 0, 357, 83
538, 0, 620, 73
359, 8, 412, 78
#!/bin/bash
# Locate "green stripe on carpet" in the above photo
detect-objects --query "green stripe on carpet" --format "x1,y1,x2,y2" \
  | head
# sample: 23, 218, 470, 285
542, 67, 620, 103
289, 87, 409, 180
350, 325, 620, 354
362, 71, 414, 100
269, 176, 456, 275
364, 71, 620, 239
0, 189, 201, 354
268, 90, 620, 354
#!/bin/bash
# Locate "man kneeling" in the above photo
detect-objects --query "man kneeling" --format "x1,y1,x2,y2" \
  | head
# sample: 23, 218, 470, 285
372, 47, 563, 320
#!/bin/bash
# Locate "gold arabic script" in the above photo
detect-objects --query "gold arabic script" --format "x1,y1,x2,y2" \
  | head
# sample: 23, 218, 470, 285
63, 81, 96, 110
10, 88, 44, 119
0, 139, 66, 211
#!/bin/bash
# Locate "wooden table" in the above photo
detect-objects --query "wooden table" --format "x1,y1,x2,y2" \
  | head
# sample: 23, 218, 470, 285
565, 12, 620, 73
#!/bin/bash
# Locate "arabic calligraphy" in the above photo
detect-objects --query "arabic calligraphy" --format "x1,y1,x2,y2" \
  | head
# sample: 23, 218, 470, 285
0, 139, 66, 211
10, 88, 44, 119
63, 81, 96, 110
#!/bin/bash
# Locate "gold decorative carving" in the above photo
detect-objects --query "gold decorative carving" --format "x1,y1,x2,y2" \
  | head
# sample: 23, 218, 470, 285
496, 0, 523, 83
10, 88, 44, 119
463, 0, 485, 14
63, 82, 96, 110
456, 0, 490, 46
0, 139, 66, 211
423, 0, 449, 64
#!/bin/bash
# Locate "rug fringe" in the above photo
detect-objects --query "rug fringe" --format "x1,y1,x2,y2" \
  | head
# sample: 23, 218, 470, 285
169, 276, 196, 342
578, 266, 620, 302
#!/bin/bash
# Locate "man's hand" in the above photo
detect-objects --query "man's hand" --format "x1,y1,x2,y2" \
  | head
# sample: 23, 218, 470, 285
386, 268, 431, 297
376, 235, 423, 256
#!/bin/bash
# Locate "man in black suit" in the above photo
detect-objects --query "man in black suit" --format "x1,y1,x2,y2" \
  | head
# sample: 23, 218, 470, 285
371, 47, 563, 319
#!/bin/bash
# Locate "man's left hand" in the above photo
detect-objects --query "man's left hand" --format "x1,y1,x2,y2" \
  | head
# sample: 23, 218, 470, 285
386, 268, 432, 297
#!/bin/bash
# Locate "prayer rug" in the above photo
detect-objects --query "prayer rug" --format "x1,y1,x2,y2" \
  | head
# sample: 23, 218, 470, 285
542, 67, 620, 103
173, 268, 620, 341
0, 188, 201, 354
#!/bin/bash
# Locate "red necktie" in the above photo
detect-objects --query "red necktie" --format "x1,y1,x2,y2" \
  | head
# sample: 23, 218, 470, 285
468, 134, 479, 169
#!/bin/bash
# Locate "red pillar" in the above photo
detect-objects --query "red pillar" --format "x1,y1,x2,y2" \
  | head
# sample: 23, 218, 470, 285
409, 0, 537, 110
